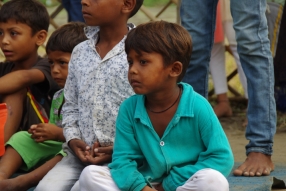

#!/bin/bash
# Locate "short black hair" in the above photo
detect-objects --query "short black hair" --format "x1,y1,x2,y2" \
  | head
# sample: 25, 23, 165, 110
129, 0, 144, 18
0, 0, 50, 35
46, 22, 87, 53
125, 21, 192, 82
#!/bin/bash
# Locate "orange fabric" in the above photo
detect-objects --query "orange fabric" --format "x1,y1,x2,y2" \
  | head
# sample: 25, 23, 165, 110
214, 0, 224, 43
0, 103, 7, 156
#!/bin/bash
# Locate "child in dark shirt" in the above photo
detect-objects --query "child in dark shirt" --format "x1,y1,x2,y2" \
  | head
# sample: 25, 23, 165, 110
0, 22, 87, 191
0, 0, 59, 142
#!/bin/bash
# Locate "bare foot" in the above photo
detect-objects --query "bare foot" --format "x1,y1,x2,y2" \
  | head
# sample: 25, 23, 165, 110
214, 101, 233, 118
233, 152, 274, 177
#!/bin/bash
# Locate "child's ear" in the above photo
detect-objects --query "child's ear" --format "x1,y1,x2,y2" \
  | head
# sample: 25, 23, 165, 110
170, 61, 183, 78
122, 0, 136, 15
35, 30, 47, 46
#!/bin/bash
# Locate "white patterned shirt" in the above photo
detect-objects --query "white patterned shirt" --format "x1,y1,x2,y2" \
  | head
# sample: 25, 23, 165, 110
63, 25, 134, 147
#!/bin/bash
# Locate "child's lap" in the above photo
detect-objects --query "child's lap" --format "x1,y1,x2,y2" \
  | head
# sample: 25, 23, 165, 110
6, 131, 64, 171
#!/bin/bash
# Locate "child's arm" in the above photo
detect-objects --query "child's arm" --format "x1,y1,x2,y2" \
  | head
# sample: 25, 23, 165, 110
108, 100, 149, 191
0, 58, 57, 95
0, 68, 45, 94
62, 50, 82, 148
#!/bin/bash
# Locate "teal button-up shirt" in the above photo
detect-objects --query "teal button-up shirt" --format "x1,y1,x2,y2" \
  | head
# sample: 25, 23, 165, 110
109, 82, 234, 191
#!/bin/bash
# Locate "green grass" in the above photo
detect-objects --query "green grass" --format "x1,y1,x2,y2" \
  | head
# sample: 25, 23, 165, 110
143, 0, 170, 7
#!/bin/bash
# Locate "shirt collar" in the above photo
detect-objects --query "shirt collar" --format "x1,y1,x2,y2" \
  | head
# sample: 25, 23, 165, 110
84, 23, 135, 40
134, 82, 195, 122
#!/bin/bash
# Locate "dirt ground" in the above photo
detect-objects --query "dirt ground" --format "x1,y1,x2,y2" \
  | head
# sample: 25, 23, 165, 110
217, 100, 286, 164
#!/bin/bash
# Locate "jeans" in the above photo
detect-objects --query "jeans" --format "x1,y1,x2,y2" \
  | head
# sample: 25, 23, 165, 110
62, 0, 85, 22
180, 0, 276, 155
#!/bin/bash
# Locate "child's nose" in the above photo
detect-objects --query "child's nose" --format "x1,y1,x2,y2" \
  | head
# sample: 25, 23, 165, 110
129, 64, 137, 74
51, 65, 60, 74
1, 35, 9, 45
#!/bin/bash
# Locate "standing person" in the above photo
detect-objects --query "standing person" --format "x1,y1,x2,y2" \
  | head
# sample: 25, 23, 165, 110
35, 0, 143, 190
0, 22, 87, 191
209, 0, 233, 118
221, 0, 248, 100
180, 0, 276, 176
78, 21, 234, 191
62, 0, 85, 22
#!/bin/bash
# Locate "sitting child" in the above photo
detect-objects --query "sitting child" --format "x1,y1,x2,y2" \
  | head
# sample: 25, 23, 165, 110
0, 22, 87, 191
0, 0, 59, 142
35, 0, 143, 190
78, 21, 235, 191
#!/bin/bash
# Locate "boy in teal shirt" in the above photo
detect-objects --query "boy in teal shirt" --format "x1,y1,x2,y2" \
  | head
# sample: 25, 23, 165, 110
78, 21, 234, 191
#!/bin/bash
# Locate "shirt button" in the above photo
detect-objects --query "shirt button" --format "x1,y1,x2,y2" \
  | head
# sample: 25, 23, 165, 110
160, 141, 165, 146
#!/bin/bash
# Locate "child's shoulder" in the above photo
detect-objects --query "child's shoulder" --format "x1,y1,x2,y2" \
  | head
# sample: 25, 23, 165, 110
180, 82, 212, 111
119, 94, 142, 112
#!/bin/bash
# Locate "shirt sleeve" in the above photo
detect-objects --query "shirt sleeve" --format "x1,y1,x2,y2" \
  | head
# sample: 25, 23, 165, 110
109, 99, 148, 191
162, 98, 234, 191
62, 51, 82, 143
48, 96, 56, 125
32, 58, 59, 94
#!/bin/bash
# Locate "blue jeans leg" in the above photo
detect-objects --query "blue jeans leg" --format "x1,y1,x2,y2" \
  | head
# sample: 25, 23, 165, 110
230, 0, 276, 155
62, 0, 85, 22
180, 0, 218, 97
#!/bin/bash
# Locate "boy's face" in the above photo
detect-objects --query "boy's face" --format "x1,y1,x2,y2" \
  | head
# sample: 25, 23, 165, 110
81, 0, 123, 26
48, 50, 71, 88
127, 49, 172, 95
0, 19, 38, 63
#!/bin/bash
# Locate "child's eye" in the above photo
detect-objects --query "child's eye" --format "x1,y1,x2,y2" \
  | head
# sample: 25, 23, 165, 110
140, 60, 147, 65
0, 31, 3, 36
127, 60, 133, 65
59, 61, 67, 65
48, 61, 54, 65
10, 31, 18, 36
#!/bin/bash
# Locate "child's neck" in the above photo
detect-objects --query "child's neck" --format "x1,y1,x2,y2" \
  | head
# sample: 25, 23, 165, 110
145, 84, 181, 112
96, 24, 129, 58
13, 52, 39, 71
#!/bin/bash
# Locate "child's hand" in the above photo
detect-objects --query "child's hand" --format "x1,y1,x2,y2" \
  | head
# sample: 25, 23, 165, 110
153, 183, 164, 191
69, 139, 90, 163
29, 123, 62, 142
85, 141, 113, 165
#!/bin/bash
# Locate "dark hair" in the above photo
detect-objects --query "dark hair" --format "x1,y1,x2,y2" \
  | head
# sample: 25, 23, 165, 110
129, 0, 144, 18
46, 22, 87, 53
125, 21, 192, 82
0, 0, 50, 35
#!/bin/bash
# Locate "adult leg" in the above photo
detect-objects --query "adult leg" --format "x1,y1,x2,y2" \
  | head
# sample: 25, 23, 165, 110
176, 168, 229, 191
78, 165, 120, 191
223, 20, 248, 99
209, 42, 232, 117
180, 0, 218, 97
62, 0, 84, 22
35, 143, 86, 191
230, 0, 276, 176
